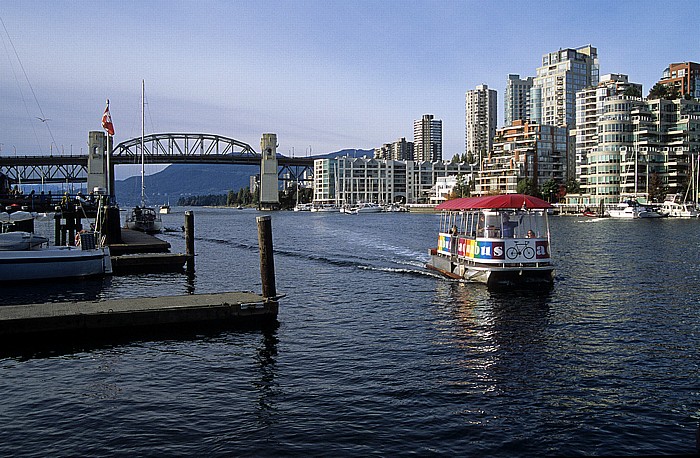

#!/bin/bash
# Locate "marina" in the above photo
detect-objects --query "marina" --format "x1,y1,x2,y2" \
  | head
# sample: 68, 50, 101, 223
1, 208, 698, 456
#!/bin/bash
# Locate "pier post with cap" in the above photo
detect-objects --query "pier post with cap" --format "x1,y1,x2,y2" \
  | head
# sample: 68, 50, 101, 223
256, 215, 276, 298
185, 211, 195, 272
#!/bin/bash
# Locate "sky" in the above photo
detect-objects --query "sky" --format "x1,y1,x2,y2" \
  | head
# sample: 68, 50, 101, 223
1, 0, 699, 179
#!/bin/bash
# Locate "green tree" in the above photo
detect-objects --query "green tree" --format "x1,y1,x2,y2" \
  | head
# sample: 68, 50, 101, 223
648, 173, 667, 202
541, 179, 560, 202
565, 179, 581, 194
516, 178, 540, 197
623, 86, 642, 97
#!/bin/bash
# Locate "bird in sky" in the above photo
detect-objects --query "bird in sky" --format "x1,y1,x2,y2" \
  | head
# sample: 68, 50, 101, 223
35, 117, 51, 122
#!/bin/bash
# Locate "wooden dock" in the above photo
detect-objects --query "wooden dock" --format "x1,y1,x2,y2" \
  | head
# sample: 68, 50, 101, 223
0, 292, 279, 343
108, 228, 171, 255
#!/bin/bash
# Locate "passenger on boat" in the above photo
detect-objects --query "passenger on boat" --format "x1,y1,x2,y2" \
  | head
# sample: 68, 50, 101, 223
501, 213, 518, 237
526, 230, 536, 238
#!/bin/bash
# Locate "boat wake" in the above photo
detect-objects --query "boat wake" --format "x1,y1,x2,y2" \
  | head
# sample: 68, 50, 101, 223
187, 234, 432, 277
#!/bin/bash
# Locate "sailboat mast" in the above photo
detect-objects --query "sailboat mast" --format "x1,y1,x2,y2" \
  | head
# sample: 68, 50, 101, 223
141, 80, 145, 207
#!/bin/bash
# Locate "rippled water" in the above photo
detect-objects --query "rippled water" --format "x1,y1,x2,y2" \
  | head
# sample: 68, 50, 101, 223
1, 209, 699, 456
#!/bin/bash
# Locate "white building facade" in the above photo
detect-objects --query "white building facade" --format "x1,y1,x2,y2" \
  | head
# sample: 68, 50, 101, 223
313, 157, 473, 205
465, 84, 497, 164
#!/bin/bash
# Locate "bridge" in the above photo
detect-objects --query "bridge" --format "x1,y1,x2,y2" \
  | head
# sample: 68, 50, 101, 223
0, 132, 314, 186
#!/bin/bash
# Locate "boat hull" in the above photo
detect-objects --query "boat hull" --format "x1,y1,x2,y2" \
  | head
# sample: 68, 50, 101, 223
427, 252, 554, 290
0, 246, 112, 281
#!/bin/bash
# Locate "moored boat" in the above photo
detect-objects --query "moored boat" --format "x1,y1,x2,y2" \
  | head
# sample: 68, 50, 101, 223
0, 232, 112, 281
607, 200, 664, 218
126, 80, 163, 233
310, 204, 339, 212
125, 205, 163, 233
426, 194, 555, 289
660, 194, 698, 217
159, 204, 171, 214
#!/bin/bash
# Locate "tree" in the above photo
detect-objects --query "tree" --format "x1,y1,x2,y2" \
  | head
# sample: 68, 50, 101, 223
648, 82, 668, 100
623, 86, 642, 97
565, 179, 581, 194
648, 173, 667, 202
541, 179, 560, 202
516, 178, 540, 197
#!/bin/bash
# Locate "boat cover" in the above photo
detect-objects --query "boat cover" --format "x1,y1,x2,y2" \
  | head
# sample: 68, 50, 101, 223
436, 194, 552, 211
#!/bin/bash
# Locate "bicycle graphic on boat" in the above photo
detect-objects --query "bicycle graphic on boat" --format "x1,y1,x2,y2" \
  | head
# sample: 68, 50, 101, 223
506, 241, 535, 260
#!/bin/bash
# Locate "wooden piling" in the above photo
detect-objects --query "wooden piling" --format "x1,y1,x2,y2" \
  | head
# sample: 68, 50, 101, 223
185, 211, 195, 272
256, 215, 276, 299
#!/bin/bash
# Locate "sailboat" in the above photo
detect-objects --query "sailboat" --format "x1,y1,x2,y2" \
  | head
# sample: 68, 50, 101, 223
125, 80, 163, 234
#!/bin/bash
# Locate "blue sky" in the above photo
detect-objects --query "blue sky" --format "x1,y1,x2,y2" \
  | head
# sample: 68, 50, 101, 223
1, 0, 698, 178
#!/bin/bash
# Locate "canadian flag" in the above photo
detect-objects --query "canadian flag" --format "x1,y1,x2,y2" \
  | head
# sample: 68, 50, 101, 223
102, 100, 115, 136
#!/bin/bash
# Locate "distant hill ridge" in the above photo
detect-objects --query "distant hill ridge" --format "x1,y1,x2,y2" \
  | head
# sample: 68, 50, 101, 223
115, 148, 373, 206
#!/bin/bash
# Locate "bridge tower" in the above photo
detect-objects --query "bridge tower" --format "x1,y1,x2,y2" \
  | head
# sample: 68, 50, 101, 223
87, 131, 107, 193
259, 133, 280, 210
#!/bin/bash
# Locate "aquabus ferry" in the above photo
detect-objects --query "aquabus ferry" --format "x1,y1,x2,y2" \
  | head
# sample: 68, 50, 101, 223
426, 194, 554, 289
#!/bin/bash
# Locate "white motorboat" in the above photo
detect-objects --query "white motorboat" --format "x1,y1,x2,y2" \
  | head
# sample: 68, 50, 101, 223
0, 232, 112, 282
294, 203, 312, 212
353, 202, 383, 214
159, 204, 171, 214
660, 194, 698, 217
310, 204, 339, 213
427, 194, 554, 290
607, 200, 664, 218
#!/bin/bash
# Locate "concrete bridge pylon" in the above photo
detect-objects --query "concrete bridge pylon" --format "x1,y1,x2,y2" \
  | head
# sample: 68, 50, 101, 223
259, 133, 280, 210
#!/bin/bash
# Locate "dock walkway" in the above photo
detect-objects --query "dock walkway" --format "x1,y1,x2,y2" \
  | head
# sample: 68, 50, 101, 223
0, 292, 278, 341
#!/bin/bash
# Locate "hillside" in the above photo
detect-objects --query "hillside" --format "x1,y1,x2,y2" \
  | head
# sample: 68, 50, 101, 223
114, 149, 373, 206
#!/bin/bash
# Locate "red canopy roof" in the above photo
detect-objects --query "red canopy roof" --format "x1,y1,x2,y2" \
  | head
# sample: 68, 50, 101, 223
436, 194, 552, 210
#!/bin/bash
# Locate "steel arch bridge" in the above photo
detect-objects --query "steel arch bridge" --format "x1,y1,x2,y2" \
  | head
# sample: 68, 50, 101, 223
112, 133, 260, 165
0, 133, 314, 185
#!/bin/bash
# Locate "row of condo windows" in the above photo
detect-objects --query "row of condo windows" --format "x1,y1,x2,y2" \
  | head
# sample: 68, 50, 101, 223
598, 123, 634, 133
586, 175, 621, 184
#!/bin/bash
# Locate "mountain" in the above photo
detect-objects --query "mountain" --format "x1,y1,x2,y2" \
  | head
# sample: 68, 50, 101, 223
114, 149, 374, 206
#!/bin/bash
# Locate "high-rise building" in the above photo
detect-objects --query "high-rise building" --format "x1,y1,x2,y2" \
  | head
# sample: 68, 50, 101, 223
413, 114, 442, 162
374, 137, 414, 161
574, 74, 643, 188
465, 84, 497, 165
529, 45, 599, 181
657, 62, 700, 98
505, 74, 533, 126
530, 45, 599, 129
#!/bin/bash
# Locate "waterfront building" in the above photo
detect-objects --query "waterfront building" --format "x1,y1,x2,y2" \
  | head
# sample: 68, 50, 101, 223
575, 96, 700, 205
530, 45, 599, 128
657, 62, 700, 98
574, 74, 643, 189
465, 84, 497, 166
505, 74, 533, 126
477, 121, 567, 195
313, 157, 472, 205
530, 45, 599, 180
374, 137, 414, 161
413, 114, 442, 162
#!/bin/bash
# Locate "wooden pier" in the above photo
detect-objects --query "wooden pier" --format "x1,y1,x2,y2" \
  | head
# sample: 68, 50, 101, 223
0, 213, 280, 349
0, 292, 279, 345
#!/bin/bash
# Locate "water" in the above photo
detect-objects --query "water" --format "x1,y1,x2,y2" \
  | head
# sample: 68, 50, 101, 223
1, 209, 699, 456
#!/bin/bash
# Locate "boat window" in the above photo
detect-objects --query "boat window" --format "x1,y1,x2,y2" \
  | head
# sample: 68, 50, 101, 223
517, 210, 548, 238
